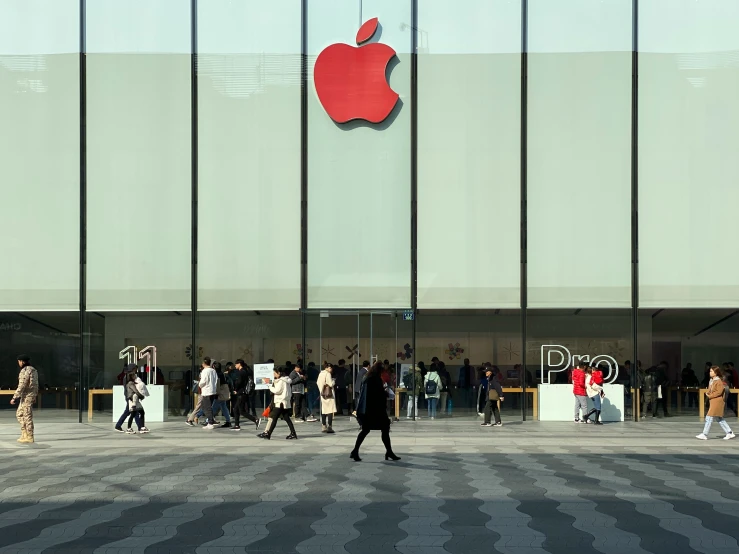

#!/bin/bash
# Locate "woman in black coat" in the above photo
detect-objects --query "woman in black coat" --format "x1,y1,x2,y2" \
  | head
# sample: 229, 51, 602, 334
351, 362, 401, 462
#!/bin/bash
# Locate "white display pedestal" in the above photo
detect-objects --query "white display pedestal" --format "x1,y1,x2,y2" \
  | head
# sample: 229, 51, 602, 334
112, 384, 169, 423
539, 383, 625, 422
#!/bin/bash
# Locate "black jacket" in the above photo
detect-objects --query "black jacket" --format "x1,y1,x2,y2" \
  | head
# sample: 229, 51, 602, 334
356, 372, 390, 431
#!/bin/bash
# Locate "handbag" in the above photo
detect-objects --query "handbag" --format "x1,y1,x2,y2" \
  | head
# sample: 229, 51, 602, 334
321, 384, 334, 399
262, 405, 271, 418
488, 389, 500, 401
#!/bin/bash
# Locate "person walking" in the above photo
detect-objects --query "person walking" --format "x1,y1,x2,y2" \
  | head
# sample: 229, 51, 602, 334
115, 364, 138, 433
11, 354, 38, 444
123, 372, 150, 433
583, 366, 605, 425
424, 364, 442, 420
290, 362, 312, 423
231, 359, 260, 431
198, 357, 218, 430
258, 366, 298, 440
317, 362, 337, 433
211, 362, 234, 428
481, 366, 504, 427
572, 361, 588, 423
697, 365, 736, 440
351, 362, 401, 462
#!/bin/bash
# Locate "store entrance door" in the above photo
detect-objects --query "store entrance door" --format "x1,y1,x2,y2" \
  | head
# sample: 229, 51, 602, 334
304, 311, 404, 413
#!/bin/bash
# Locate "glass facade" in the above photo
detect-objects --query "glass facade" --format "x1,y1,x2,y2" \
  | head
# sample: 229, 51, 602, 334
2, 0, 739, 423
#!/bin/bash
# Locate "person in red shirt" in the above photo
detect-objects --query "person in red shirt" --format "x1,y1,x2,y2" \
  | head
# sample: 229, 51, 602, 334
572, 361, 588, 423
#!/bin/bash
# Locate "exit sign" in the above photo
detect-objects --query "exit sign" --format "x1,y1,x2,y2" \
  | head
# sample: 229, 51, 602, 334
403, 310, 414, 321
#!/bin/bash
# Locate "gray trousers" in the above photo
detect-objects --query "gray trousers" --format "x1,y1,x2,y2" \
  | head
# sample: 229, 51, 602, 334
574, 395, 588, 419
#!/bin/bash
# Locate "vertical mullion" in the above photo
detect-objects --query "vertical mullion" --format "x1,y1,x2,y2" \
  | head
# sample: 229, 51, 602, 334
190, 0, 198, 380
78, 0, 87, 424
520, 0, 528, 422
410, 0, 418, 419
631, 0, 639, 421
300, 0, 308, 347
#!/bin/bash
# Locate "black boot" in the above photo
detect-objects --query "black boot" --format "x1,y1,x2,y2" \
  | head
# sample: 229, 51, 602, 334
594, 410, 603, 425
583, 409, 596, 423
350, 450, 362, 462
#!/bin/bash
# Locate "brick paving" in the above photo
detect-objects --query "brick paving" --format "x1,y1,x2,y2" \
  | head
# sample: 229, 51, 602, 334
0, 415, 738, 554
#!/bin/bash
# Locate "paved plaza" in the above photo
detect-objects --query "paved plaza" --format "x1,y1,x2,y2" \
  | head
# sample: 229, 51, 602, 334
0, 414, 738, 554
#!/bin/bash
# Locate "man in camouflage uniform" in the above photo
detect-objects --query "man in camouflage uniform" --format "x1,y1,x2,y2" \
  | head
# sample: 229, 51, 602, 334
11, 354, 38, 444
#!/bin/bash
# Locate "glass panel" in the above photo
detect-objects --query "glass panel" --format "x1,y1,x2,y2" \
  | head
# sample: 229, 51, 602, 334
638, 308, 739, 420
197, 0, 301, 310
417, 0, 521, 309
307, 0, 411, 308
0, 0, 79, 310
86, 0, 191, 310
196, 311, 303, 418
305, 312, 359, 417
83, 311, 193, 423
0, 312, 80, 421
415, 310, 523, 420
527, 309, 633, 421
527, 0, 632, 307
639, 0, 739, 307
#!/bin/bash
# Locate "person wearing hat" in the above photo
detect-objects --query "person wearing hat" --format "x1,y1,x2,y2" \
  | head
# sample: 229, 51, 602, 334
481, 364, 504, 427
115, 363, 139, 433
11, 355, 38, 443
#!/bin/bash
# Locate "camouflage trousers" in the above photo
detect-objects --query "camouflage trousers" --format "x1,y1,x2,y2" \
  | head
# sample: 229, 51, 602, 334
16, 396, 35, 436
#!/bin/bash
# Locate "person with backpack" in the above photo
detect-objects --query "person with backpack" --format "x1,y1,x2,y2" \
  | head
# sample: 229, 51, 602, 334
404, 365, 423, 419
258, 366, 298, 440
231, 359, 260, 431
210, 362, 233, 428
424, 363, 442, 420
697, 365, 735, 440
481, 366, 504, 427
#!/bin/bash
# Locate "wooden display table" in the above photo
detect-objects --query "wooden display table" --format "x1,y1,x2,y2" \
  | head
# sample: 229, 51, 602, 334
88, 389, 113, 421
394, 387, 539, 420
0, 390, 38, 408
699, 388, 739, 420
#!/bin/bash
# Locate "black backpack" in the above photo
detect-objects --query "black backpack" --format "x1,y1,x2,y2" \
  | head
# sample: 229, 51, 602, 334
244, 376, 255, 395
425, 379, 438, 395
403, 372, 413, 389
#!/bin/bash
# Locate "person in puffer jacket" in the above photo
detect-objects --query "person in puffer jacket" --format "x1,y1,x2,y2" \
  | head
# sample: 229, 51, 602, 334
572, 361, 588, 423
258, 366, 298, 440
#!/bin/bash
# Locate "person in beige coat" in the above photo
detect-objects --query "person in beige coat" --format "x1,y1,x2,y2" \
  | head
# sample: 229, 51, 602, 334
317, 362, 337, 433
697, 365, 735, 440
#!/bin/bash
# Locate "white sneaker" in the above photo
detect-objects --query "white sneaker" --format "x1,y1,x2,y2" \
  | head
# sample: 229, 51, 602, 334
306, 417, 318, 422
494, 422, 503, 427
481, 423, 492, 427
431, 417, 435, 420
696, 433, 708, 440
203, 424, 215, 430
724, 432, 736, 440
139, 427, 150, 434
125, 428, 135, 435
478, 412, 484, 417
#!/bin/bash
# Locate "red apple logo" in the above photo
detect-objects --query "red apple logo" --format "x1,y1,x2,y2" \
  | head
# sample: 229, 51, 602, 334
314, 18, 399, 124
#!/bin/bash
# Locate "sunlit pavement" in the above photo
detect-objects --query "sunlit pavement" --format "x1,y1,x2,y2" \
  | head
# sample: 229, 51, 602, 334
0, 415, 738, 553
